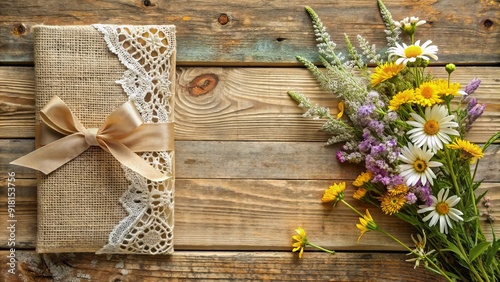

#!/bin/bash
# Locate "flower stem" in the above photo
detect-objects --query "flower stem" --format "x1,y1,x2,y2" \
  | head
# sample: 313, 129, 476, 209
307, 242, 336, 255
378, 228, 453, 282
340, 199, 365, 217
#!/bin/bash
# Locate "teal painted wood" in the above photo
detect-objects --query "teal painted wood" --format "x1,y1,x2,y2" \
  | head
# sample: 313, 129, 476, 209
0, 0, 498, 65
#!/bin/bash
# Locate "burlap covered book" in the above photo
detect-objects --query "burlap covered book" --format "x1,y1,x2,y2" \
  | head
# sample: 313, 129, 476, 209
11, 25, 176, 254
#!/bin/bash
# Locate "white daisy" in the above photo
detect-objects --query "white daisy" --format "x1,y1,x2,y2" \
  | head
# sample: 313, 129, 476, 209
398, 143, 442, 186
393, 17, 426, 28
388, 40, 438, 66
407, 105, 459, 151
417, 189, 463, 234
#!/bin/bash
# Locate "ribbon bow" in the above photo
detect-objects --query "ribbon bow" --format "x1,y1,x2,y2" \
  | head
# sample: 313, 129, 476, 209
11, 96, 173, 181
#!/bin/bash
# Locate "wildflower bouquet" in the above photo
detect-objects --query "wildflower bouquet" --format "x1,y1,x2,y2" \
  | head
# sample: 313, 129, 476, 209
289, 1, 500, 281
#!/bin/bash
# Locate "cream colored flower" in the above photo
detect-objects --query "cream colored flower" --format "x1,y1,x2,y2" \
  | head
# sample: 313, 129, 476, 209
399, 143, 443, 186
407, 105, 459, 150
417, 189, 463, 234
388, 40, 438, 66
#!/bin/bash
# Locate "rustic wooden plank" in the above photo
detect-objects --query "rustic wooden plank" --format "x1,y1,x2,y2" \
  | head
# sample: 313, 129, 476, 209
1, 174, 498, 251
3, 139, 499, 181
0, 0, 498, 65
1, 66, 499, 142
0, 251, 445, 282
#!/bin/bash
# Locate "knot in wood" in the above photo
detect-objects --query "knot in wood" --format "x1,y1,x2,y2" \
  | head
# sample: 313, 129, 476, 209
188, 74, 219, 96
218, 13, 229, 25
483, 19, 494, 29
12, 23, 26, 36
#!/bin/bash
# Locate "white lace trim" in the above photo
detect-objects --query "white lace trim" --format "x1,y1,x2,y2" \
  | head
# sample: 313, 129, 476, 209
93, 24, 175, 255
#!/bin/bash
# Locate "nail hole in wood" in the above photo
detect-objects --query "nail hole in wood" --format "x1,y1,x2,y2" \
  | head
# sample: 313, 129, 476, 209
276, 37, 286, 42
143, 0, 151, 7
483, 19, 493, 29
218, 13, 229, 25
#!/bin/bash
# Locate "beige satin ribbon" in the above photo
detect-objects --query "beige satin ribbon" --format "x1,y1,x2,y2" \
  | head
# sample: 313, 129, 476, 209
11, 95, 173, 182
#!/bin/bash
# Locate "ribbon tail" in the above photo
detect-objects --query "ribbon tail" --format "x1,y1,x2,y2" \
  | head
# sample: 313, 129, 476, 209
102, 139, 168, 182
10, 134, 89, 174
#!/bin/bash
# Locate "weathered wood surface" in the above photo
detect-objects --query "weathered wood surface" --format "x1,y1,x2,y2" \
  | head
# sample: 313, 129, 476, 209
1, 140, 499, 251
1, 66, 499, 141
0, 0, 499, 280
0, 251, 444, 281
0, 0, 498, 65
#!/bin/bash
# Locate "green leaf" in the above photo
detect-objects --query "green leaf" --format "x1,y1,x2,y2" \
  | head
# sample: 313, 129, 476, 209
443, 242, 468, 262
464, 215, 479, 222
485, 240, 500, 266
468, 241, 491, 262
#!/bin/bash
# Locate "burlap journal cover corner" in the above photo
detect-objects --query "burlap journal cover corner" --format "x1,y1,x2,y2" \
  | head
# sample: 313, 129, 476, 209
32, 25, 176, 255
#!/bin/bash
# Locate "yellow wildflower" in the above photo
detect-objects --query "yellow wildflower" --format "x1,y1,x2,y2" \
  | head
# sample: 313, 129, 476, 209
388, 184, 409, 196
371, 62, 405, 87
321, 182, 346, 205
447, 138, 484, 164
434, 79, 463, 97
414, 81, 442, 107
353, 187, 368, 200
353, 171, 373, 187
388, 89, 414, 111
356, 209, 378, 241
292, 227, 308, 258
380, 193, 406, 215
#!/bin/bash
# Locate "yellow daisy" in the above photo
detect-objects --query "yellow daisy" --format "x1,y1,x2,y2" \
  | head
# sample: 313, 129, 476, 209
380, 193, 406, 215
356, 209, 378, 241
353, 171, 373, 187
434, 79, 465, 97
353, 187, 368, 200
388, 184, 409, 196
371, 62, 405, 87
414, 81, 443, 107
321, 182, 346, 204
447, 138, 484, 164
388, 89, 415, 111
292, 227, 308, 258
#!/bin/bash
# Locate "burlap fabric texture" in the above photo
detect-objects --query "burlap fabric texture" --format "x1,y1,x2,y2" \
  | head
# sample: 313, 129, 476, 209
33, 25, 175, 254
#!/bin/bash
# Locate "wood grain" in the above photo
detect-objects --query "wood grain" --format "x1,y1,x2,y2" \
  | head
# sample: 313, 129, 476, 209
0, 0, 498, 65
2, 159, 499, 251
0, 251, 445, 281
1, 66, 499, 142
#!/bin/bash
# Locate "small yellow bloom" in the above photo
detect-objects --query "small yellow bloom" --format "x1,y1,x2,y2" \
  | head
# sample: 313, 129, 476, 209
447, 138, 484, 164
353, 187, 368, 200
388, 89, 414, 111
371, 62, 405, 87
321, 182, 346, 204
353, 171, 373, 187
292, 227, 308, 258
388, 184, 409, 196
356, 209, 378, 241
414, 81, 443, 107
434, 79, 463, 97
380, 193, 406, 215
337, 101, 345, 119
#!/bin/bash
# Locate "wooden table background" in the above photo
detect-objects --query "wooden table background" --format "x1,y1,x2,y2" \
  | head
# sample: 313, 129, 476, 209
0, 0, 499, 281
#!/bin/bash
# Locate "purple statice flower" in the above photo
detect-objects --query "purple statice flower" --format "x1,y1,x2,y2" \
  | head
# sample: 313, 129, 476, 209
409, 181, 433, 206
464, 78, 481, 96
405, 192, 417, 204
465, 98, 486, 132
368, 120, 385, 136
357, 104, 375, 126
336, 151, 346, 163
